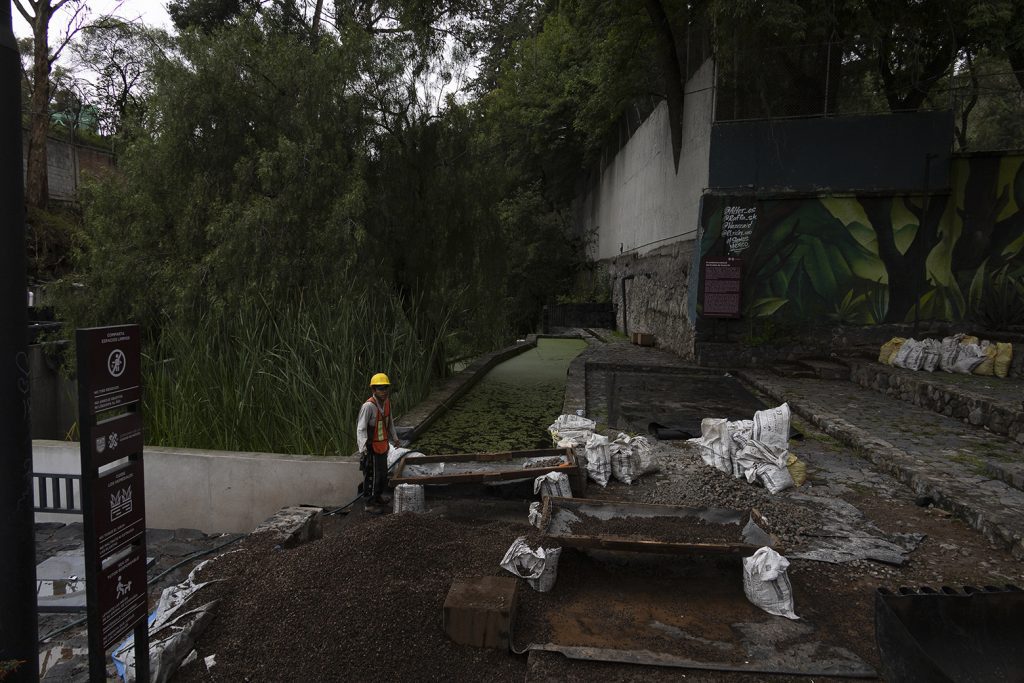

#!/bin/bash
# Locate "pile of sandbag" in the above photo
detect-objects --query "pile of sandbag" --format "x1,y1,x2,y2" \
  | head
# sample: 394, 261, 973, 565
547, 415, 659, 487
879, 334, 1012, 377
687, 403, 806, 495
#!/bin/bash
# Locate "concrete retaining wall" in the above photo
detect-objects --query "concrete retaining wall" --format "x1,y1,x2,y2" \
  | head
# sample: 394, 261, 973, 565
33, 440, 360, 533
576, 60, 714, 261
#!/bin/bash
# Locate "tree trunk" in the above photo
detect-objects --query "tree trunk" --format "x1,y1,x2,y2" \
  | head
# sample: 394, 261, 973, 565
26, 3, 53, 210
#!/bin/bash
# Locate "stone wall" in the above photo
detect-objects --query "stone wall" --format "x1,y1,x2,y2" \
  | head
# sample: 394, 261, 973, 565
847, 360, 1024, 444
542, 303, 615, 332
22, 131, 115, 202
606, 240, 697, 359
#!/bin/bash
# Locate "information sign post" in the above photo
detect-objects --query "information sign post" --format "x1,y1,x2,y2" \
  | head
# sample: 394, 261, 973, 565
76, 325, 149, 682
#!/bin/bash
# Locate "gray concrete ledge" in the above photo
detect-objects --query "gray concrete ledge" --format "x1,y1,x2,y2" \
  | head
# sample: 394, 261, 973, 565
395, 336, 538, 443
33, 441, 360, 533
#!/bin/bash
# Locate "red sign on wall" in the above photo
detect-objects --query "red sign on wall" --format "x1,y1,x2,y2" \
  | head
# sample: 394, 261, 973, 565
702, 258, 743, 318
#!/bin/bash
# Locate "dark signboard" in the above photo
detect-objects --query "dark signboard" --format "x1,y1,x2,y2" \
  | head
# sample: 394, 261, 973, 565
90, 411, 144, 469
79, 325, 141, 415
91, 461, 146, 559
702, 258, 743, 318
98, 546, 148, 650
77, 324, 149, 680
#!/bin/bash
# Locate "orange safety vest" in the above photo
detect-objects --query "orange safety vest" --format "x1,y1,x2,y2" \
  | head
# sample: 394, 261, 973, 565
366, 397, 391, 454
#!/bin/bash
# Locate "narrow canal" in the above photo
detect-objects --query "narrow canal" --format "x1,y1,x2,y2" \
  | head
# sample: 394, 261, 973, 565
412, 337, 587, 454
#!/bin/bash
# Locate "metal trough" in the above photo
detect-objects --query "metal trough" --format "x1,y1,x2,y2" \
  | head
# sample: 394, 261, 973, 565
539, 497, 777, 556
390, 447, 585, 494
875, 584, 1024, 682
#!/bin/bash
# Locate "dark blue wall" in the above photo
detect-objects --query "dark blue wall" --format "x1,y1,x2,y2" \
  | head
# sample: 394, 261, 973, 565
709, 111, 953, 193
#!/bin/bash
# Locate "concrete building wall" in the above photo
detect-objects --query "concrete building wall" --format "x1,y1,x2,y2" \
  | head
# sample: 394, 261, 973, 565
33, 440, 361, 533
573, 60, 715, 359
578, 59, 715, 261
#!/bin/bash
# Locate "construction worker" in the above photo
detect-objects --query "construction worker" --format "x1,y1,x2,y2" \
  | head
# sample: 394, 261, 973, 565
357, 372, 400, 513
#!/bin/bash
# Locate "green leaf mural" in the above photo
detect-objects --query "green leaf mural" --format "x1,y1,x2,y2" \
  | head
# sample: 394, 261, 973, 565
698, 152, 1024, 328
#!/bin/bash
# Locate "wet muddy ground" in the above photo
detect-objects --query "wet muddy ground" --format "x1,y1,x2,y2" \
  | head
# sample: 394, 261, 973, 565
173, 415, 1023, 681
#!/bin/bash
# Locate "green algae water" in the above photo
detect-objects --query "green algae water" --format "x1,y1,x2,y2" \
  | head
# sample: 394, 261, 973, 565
413, 338, 587, 454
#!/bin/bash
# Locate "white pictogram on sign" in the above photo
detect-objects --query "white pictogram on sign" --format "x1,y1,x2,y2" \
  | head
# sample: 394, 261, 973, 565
96, 436, 106, 453
108, 433, 119, 450
116, 576, 132, 599
108, 349, 126, 377
110, 486, 133, 521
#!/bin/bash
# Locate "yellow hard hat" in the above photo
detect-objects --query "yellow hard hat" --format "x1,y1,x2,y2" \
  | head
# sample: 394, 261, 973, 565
369, 372, 391, 387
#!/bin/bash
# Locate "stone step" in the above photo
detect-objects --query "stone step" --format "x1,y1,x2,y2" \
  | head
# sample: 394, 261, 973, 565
847, 359, 1024, 444
737, 370, 1024, 560
987, 461, 1024, 493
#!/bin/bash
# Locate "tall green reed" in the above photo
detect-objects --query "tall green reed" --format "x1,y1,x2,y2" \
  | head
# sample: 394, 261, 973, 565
143, 287, 455, 455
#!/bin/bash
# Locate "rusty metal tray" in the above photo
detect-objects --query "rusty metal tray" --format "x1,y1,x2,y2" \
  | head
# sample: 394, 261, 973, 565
539, 497, 778, 556
390, 447, 582, 488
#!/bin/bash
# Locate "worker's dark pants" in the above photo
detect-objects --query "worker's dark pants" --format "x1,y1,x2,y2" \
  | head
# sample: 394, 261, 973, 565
372, 453, 387, 500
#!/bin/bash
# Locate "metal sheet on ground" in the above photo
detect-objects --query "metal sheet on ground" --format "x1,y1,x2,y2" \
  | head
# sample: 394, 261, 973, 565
390, 448, 580, 487
539, 497, 776, 556
515, 551, 875, 678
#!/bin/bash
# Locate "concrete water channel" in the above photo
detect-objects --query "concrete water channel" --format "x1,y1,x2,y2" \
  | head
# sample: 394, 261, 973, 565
410, 337, 587, 455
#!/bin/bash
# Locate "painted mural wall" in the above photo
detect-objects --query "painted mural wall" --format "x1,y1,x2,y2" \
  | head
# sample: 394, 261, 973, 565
696, 153, 1024, 329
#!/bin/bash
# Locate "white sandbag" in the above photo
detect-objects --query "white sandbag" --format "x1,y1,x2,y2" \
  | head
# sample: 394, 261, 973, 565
528, 501, 543, 529
500, 537, 562, 592
743, 547, 799, 619
610, 435, 636, 485
940, 334, 964, 372
533, 471, 572, 498
752, 404, 791, 452
953, 343, 987, 374
727, 420, 753, 450
728, 421, 755, 479
733, 437, 788, 484
387, 445, 421, 470
893, 338, 925, 371
921, 338, 942, 372
631, 435, 658, 477
584, 433, 612, 487
548, 414, 597, 447
688, 418, 733, 474
392, 484, 425, 513
755, 462, 795, 494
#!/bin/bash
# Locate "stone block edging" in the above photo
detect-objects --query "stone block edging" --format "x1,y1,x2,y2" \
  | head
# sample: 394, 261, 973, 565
395, 337, 538, 444
739, 371, 1024, 561
847, 360, 1024, 444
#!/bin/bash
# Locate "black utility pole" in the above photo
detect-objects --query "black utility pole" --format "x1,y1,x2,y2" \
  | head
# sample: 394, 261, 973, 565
0, 1, 39, 681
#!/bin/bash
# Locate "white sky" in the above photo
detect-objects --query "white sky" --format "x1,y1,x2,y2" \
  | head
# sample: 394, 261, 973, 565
13, 0, 174, 40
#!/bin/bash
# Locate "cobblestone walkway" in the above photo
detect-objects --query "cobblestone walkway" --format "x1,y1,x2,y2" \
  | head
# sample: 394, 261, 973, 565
739, 370, 1024, 560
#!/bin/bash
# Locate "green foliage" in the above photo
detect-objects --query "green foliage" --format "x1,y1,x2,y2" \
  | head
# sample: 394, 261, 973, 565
26, 206, 85, 282
144, 287, 454, 454
969, 262, 1024, 329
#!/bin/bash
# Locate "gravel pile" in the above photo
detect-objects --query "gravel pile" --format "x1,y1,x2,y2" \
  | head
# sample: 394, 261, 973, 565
597, 442, 827, 546
176, 512, 533, 682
